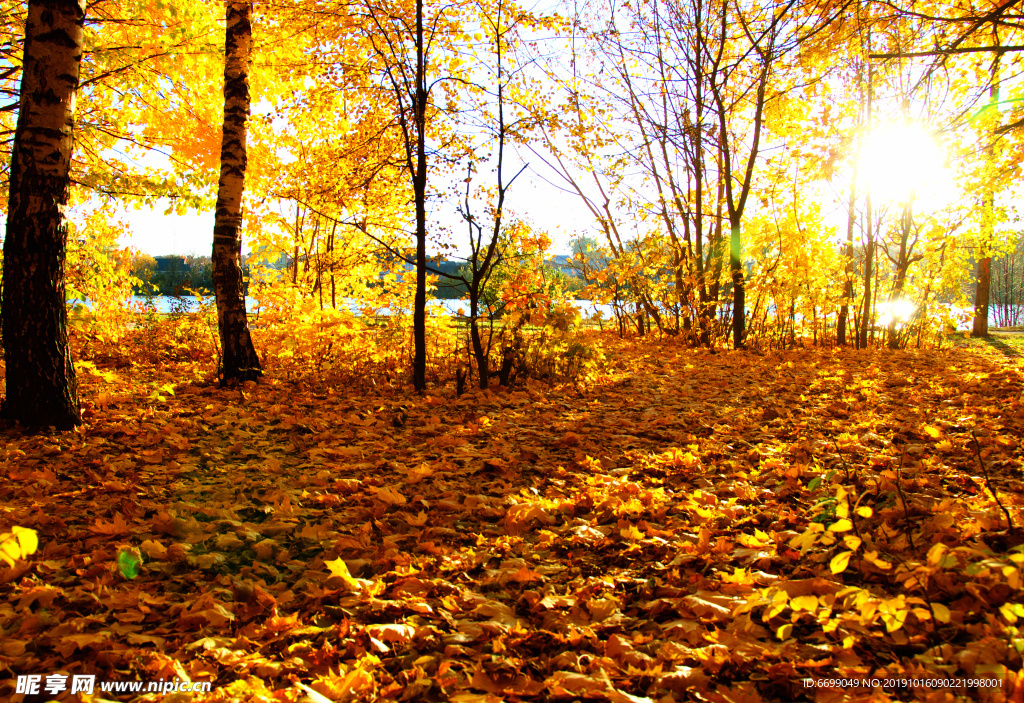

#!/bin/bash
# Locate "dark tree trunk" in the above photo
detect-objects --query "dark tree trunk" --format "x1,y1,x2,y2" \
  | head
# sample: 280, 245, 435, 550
411, 0, 428, 392
1, 0, 86, 430
212, 0, 262, 383
858, 192, 874, 349
973, 255, 991, 337
887, 200, 913, 349
730, 221, 745, 349
838, 173, 856, 346
470, 295, 488, 389
973, 61, 999, 338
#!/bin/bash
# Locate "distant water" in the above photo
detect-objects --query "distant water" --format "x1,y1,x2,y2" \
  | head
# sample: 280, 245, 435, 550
73, 296, 995, 330
69, 294, 229, 314
71, 295, 619, 318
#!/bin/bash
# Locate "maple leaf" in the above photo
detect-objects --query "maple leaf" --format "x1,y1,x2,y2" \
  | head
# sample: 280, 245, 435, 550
91, 514, 130, 537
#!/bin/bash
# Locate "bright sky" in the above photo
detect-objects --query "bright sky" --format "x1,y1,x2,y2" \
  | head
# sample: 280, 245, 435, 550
114, 158, 596, 258
117, 206, 214, 258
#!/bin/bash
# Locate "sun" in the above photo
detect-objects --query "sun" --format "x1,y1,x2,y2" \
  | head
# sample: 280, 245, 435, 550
857, 122, 952, 211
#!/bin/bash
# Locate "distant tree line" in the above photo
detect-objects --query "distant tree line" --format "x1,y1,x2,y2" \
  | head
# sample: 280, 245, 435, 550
433, 255, 585, 300
131, 254, 237, 296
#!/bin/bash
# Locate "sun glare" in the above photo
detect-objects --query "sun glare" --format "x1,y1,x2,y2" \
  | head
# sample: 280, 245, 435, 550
876, 298, 916, 327
857, 123, 953, 212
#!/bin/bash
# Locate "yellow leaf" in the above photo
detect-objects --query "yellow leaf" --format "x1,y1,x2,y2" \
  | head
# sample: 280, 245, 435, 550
843, 535, 862, 551
856, 506, 873, 518
864, 550, 892, 570
828, 519, 853, 532
620, 524, 644, 541
830, 551, 853, 574
12, 527, 38, 557
374, 487, 407, 506
923, 425, 942, 439
325, 558, 361, 590
791, 595, 818, 612
0, 538, 19, 565
927, 543, 948, 567
776, 623, 793, 640
1001, 603, 1018, 624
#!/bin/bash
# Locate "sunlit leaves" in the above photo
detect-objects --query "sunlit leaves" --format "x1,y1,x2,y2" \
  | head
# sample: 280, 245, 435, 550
325, 557, 360, 590
829, 550, 853, 574
4, 331, 1024, 702
791, 595, 818, 612
0, 526, 38, 566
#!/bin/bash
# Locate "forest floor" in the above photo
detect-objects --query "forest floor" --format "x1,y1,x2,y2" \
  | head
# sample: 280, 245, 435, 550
2, 330, 1024, 702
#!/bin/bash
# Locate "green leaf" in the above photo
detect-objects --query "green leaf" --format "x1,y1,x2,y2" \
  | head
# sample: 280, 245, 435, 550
117, 548, 143, 580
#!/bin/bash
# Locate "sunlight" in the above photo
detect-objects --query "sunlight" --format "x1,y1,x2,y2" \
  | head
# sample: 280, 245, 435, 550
857, 123, 953, 211
876, 298, 916, 327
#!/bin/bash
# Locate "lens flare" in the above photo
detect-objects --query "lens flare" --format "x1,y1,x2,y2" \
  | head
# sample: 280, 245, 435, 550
858, 123, 951, 210
876, 298, 916, 327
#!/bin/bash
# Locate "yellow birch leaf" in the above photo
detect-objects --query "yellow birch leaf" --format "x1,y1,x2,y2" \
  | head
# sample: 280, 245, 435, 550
791, 595, 818, 612
830, 550, 853, 574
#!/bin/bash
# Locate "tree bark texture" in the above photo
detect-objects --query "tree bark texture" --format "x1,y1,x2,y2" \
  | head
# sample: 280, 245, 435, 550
1, 0, 86, 430
213, 0, 262, 383
973, 255, 991, 337
887, 200, 914, 349
973, 70, 999, 338
729, 222, 745, 349
411, 0, 427, 392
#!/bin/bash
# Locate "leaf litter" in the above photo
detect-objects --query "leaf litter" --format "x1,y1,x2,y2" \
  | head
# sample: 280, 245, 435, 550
2, 338, 1024, 702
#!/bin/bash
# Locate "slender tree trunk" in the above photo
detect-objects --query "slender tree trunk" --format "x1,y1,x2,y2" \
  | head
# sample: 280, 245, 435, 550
1, 0, 85, 430
328, 220, 337, 308
730, 220, 745, 348
838, 169, 856, 346
887, 199, 913, 349
411, 0, 428, 391
292, 203, 301, 285
470, 295, 488, 389
973, 49, 999, 338
212, 0, 261, 383
858, 38, 874, 350
973, 182, 995, 337
859, 229, 874, 348
974, 253, 992, 337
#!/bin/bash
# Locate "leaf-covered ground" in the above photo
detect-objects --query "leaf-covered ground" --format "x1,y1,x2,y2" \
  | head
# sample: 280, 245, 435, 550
3, 334, 1024, 702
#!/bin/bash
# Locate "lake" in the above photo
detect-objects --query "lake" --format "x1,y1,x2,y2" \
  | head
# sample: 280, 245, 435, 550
73, 295, 620, 319
71, 296, 993, 332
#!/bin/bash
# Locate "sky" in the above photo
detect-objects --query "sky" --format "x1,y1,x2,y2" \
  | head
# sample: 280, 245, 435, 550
114, 152, 597, 259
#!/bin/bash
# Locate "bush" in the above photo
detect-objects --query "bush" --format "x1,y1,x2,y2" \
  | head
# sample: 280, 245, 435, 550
497, 304, 605, 388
